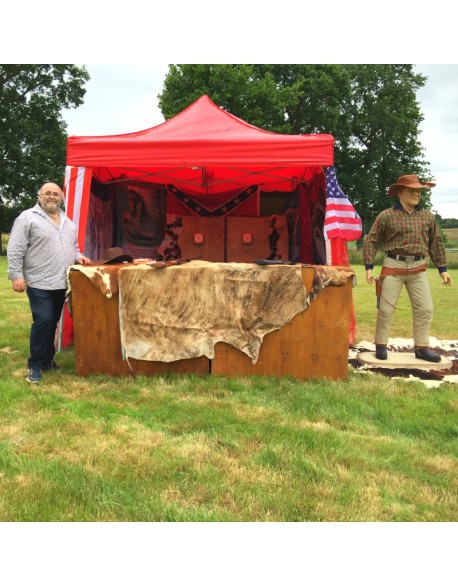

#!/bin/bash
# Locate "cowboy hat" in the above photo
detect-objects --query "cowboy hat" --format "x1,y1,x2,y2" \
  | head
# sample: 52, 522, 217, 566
94, 247, 134, 265
388, 174, 436, 196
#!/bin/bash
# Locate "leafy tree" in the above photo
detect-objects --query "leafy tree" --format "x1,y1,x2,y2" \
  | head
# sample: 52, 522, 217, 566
0, 64, 89, 249
336, 65, 429, 233
158, 64, 431, 232
159, 64, 291, 132
159, 64, 351, 135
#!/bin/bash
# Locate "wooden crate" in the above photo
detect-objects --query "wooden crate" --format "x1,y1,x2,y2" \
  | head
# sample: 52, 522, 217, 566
226, 216, 289, 262
212, 267, 352, 380
70, 271, 209, 377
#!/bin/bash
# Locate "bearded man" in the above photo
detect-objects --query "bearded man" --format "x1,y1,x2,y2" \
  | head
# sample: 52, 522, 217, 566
7, 182, 91, 382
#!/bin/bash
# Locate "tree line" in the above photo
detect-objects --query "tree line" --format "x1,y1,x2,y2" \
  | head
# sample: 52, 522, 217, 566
436, 216, 458, 229
1, 64, 453, 253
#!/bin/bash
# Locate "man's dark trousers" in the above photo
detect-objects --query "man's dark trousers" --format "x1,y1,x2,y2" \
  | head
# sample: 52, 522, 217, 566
26, 287, 66, 369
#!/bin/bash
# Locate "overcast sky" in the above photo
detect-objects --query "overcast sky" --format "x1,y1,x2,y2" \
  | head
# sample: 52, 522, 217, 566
61, 64, 458, 219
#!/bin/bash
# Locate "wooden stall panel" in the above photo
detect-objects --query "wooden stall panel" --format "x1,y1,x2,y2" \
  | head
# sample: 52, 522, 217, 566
212, 268, 352, 380
178, 216, 225, 262
226, 216, 289, 263
70, 271, 209, 377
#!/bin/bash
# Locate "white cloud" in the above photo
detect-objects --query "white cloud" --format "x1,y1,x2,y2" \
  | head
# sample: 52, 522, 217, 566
63, 64, 168, 136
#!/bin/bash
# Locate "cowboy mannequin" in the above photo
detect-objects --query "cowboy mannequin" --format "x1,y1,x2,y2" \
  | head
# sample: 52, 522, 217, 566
363, 174, 452, 362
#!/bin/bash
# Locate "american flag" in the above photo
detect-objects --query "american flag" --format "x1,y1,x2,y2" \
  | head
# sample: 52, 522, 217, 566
323, 166, 362, 241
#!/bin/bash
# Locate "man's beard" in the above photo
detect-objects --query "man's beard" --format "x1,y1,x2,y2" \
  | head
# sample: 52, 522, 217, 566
42, 201, 60, 213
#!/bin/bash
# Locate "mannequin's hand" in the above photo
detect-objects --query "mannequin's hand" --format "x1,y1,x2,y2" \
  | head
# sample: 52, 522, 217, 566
440, 272, 452, 286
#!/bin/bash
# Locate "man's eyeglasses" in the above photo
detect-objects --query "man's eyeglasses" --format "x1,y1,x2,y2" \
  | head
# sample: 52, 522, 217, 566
41, 191, 62, 197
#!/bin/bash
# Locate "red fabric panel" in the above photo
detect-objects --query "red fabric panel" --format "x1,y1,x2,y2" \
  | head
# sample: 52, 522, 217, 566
329, 238, 356, 346
329, 237, 350, 265
60, 303, 74, 349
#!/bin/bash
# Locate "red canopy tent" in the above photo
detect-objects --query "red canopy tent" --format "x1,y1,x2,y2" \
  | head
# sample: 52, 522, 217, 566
66, 94, 334, 191
64, 95, 360, 257
62, 95, 361, 346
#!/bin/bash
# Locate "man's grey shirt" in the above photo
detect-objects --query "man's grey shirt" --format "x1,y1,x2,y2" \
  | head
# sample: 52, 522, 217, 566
7, 204, 83, 289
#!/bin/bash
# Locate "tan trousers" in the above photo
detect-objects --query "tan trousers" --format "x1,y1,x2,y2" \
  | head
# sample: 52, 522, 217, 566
375, 257, 433, 347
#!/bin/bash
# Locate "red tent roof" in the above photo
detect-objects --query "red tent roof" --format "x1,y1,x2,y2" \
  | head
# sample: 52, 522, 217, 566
66, 95, 334, 194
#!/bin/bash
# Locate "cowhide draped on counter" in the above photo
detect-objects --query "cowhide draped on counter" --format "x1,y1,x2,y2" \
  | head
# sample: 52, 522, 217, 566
69, 261, 355, 364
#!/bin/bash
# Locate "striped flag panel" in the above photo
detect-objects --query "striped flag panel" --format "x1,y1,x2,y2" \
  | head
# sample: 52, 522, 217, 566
324, 166, 362, 241
63, 166, 92, 250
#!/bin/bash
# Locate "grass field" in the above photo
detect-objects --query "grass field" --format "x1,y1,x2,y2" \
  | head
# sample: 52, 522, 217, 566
0, 256, 457, 522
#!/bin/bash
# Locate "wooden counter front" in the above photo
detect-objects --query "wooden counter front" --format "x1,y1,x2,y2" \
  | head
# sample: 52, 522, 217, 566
70, 271, 209, 377
212, 268, 351, 380
70, 266, 352, 380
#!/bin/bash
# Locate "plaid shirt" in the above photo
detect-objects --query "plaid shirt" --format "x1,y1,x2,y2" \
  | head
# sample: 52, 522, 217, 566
363, 202, 447, 272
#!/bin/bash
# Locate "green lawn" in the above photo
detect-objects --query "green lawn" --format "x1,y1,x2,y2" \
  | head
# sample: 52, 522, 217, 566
0, 256, 457, 522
